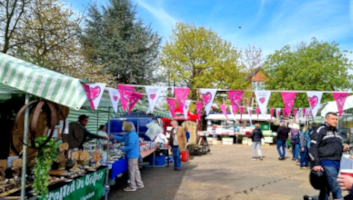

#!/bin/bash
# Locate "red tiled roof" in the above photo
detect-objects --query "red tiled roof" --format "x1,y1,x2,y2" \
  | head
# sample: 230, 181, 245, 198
252, 71, 267, 82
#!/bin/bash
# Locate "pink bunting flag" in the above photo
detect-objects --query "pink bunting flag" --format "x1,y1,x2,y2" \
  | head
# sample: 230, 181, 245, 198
282, 109, 287, 119
167, 98, 176, 118
220, 104, 228, 120
174, 88, 190, 108
333, 92, 349, 117
255, 107, 260, 119
231, 105, 238, 116
270, 108, 275, 121
83, 83, 106, 110
195, 101, 203, 121
302, 108, 306, 117
239, 106, 244, 122
293, 108, 298, 119
281, 92, 297, 111
228, 90, 244, 110
118, 85, 135, 112
128, 92, 143, 114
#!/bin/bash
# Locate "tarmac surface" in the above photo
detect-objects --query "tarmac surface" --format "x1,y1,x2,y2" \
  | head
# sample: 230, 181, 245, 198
108, 144, 326, 200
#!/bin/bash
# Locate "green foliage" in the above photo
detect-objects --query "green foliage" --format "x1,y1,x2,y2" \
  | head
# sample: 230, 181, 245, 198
33, 136, 58, 198
81, 0, 161, 84
160, 22, 248, 101
263, 38, 353, 108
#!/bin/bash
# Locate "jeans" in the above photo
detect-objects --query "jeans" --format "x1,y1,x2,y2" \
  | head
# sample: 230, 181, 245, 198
173, 146, 181, 169
277, 139, 286, 158
300, 147, 309, 167
319, 165, 343, 200
252, 142, 262, 157
293, 144, 300, 160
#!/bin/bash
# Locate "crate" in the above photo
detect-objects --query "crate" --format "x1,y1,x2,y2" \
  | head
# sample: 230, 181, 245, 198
149, 155, 166, 166
188, 144, 209, 155
222, 138, 233, 145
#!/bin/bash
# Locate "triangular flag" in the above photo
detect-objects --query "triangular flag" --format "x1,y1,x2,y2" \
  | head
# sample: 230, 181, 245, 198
307, 92, 323, 119
303, 108, 306, 117
220, 104, 228, 120
281, 92, 297, 112
167, 98, 176, 118
118, 85, 135, 112
332, 92, 349, 117
200, 89, 217, 115
306, 107, 312, 118
293, 108, 298, 120
128, 92, 143, 114
83, 83, 106, 110
145, 86, 162, 113
247, 107, 253, 125
183, 100, 191, 119
276, 108, 281, 120
108, 88, 120, 113
195, 101, 203, 121
240, 106, 244, 122
228, 90, 244, 113
255, 107, 260, 119
270, 108, 275, 121
174, 87, 190, 108
254, 91, 271, 117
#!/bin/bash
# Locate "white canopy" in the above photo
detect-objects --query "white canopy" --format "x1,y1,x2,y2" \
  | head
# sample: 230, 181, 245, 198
206, 114, 272, 121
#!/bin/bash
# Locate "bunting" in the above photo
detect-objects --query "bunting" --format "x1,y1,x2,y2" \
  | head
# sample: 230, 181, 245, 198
145, 86, 162, 113
307, 92, 323, 119
174, 87, 190, 108
195, 101, 203, 121
167, 98, 176, 118
128, 92, 143, 114
333, 92, 349, 117
107, 88, 120, 113
83, 83, 106, 110
118, 85, 135, 112
220, 104, 228, 120
200, 89, 217, 115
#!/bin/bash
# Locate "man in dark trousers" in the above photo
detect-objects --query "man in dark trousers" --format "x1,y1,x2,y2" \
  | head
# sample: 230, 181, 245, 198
309, 112, 350, 200
276, 123, 289, 160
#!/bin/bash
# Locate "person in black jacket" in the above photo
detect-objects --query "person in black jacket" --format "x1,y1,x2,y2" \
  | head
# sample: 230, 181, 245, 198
250, 123, 264, 160
309, 112, 350, 200
276, 123, 289, 160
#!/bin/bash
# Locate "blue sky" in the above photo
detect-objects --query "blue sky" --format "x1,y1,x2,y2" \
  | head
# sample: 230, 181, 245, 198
65, 0, 353, 57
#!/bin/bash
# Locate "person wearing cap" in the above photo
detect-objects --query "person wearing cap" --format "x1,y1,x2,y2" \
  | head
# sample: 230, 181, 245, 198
65, 115, 107, 149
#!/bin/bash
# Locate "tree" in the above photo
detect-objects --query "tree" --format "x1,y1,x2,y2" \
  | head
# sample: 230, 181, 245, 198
0, 0, 29, 53
263, 38, 353, 108
81, 0, 161, 85
160, 22, 248, 100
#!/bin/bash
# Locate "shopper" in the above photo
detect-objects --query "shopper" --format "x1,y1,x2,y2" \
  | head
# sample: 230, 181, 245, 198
169, 120, 187, 171
276, 123, 289, 160
250, 123, 264, 160
111, 121, 144, 192
309, 112, 350, 200
299, 126, 310, 169
290, 123, 300, 163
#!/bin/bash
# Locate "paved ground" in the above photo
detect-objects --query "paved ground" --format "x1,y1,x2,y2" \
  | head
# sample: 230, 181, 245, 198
108, 144, 322, 200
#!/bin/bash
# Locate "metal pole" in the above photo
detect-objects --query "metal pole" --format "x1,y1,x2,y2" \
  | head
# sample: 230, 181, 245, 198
104, 107, 111, 200
21, 94, 30, 200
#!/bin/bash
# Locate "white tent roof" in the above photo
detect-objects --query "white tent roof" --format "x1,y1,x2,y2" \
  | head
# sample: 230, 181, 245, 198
206, 114, 272, 121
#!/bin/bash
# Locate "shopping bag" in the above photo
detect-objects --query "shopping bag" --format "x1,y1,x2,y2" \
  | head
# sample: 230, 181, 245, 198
181, 150, 189, 162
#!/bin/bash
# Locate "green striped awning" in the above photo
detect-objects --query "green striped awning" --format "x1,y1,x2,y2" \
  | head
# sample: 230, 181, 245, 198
0, 53, 87, 109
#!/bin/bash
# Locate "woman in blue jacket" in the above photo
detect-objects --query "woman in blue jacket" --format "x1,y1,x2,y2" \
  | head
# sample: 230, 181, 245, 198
111, 121, 144, 192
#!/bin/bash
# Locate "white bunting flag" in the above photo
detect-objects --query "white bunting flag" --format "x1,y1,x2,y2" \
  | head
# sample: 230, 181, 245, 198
145, 86, 162, 113
200, 89, 217, 115
183, 100, 191, 119
83, 83, 106, 110
255, 91, 272, 117
276, 108, 282, 120
307, 92, 323, 119
247, 107, 253, 125
108, 88, 120, 113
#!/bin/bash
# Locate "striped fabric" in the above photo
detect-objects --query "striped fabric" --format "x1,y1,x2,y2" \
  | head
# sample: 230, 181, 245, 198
0, 53, 87, 110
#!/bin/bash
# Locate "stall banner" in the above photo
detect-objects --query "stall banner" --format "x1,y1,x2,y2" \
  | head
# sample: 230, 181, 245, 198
220, 104, 228, 120
40, 168, 105, 200
107, 88, 120, 113
307, 92, 323, 119
128, 92, 143, 114
333, 92, 349, 117
118, 85, 135, 112
174, 87, 190, 108
195, 101, 203, 121
83, 83, 106, 110
281, 92, 297, 112
270, 108, 275, 121
228, 90, 244, 111
239, 106, 244, 121
255, 107, 260, 119
254, 91, 271, 116
276, 108, 281, 120
247, 107, 253, 124
200, 89, 217, 115
183, 100, 191, 119
293, 108, 298, 119
145, 86, 162, 113
167, 98, 176, 118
